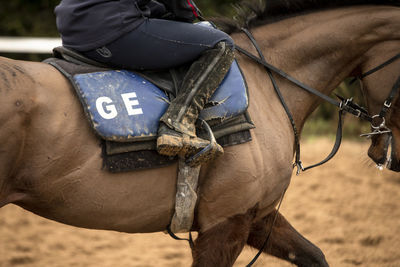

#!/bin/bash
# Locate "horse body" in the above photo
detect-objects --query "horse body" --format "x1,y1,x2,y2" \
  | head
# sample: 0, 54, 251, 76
0, 56, 293, 233
0, 4, 399, 266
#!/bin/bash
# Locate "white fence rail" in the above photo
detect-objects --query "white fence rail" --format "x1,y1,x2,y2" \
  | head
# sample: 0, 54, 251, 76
0, 37, 61, 53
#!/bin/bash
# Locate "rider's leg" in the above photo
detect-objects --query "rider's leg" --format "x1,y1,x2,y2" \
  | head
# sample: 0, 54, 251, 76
81, 18, 234, 164
157, 41, 234, 162
81, 18, 234, 70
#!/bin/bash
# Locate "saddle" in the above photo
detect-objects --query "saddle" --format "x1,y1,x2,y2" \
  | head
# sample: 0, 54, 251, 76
44, 44, 254, 172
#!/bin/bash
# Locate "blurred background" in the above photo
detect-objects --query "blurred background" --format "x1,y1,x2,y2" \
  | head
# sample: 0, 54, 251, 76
0, 0, 369, 138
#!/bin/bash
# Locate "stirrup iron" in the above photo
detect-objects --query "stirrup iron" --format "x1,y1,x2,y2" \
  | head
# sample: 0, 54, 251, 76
186, 119, 220, 166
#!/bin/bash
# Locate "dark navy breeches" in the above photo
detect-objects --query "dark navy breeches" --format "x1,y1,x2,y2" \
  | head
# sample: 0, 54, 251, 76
82, 18, 234, 70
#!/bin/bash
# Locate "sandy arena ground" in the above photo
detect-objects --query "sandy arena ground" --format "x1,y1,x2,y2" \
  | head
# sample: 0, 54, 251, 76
1, 138, 399, 267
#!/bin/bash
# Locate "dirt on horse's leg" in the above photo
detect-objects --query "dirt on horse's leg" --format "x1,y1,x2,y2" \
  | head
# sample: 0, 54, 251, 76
247, 211, 329, 267
192, 207, 257, 267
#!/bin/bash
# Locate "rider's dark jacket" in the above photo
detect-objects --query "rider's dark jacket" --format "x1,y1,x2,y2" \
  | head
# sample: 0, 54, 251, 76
55, 0, 200, 51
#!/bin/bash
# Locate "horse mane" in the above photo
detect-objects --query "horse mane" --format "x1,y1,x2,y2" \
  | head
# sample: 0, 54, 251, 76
212, 0, 400, 33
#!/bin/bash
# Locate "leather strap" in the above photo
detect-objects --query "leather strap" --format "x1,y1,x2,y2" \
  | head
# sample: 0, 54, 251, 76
235, 45, 373, 122
351, 53, 400, 120
238, 28, 303, 172
380, 75, 400, 118
166, 224, 194, 249
236, 29, 373, 173
302, 109, 344, 171
360, 53, 400, 80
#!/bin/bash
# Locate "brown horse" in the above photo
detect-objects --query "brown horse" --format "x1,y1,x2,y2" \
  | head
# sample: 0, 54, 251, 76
0, 1, 399, 266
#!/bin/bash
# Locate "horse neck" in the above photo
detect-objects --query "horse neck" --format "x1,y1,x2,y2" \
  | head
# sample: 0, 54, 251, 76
235, 5, 400, 132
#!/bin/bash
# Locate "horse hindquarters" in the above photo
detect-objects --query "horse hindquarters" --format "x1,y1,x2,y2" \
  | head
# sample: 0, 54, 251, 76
191, 206, 257, 267
247, 211, 329, 267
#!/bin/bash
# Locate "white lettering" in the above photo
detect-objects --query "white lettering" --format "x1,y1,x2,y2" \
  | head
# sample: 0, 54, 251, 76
121, 92, 143, 115
96, 97, 118, 119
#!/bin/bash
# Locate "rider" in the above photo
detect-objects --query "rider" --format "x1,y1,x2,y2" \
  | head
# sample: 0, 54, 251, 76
55, 0, 234, 164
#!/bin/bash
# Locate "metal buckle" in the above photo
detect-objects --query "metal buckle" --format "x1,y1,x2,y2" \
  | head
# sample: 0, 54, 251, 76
340, 98, 353, 109
293, 161, 304, 175
339, 97, 353, 110
383, 101, 392, 108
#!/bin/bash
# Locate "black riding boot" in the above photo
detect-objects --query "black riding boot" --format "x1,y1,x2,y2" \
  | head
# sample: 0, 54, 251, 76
157, 41, 234, 165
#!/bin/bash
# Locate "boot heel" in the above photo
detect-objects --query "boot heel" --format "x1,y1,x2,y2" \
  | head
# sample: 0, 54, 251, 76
157, 135, 183, 156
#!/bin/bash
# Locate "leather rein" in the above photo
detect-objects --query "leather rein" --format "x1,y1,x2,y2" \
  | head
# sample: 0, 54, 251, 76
236, 28, 399, 267
236, 28, 400, 174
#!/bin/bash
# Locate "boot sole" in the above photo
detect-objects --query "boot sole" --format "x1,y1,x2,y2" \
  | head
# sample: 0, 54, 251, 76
187, 143, 224, 167
157, 135, 209, 156
157, 134, 224, 165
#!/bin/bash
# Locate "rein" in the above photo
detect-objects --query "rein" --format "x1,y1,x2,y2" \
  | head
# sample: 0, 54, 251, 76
236, 28, 400, 266
235, 28, 400, 173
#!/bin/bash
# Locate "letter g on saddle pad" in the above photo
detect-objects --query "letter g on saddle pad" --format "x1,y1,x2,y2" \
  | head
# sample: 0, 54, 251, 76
45, 47, 254, 172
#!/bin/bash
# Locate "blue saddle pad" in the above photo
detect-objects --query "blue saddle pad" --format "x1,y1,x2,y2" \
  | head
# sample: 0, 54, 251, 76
73, 59, 248, 141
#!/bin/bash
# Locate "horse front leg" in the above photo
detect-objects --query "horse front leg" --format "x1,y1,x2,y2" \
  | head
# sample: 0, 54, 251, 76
247, 211, 329, 267
191, 207, 257, 267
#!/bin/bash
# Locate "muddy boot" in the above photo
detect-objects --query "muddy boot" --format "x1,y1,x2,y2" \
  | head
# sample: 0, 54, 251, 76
157, 41, 234, 164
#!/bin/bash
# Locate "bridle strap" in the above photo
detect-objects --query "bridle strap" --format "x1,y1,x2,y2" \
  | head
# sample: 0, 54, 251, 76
352, 53, 400, 120
236, 28, 373, 173
360, 53, 400, 80
380, 75, 400, 118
